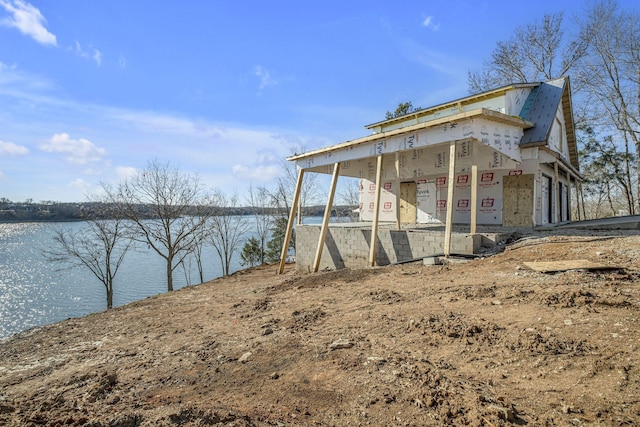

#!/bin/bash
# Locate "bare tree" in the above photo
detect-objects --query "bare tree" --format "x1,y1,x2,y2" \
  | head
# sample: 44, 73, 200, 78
182, 216, 210, 285
105, 160, 212, 292
270, 146, 320, 222
576, 1, 640, 214
208, 190, 250, 277
245, 184, 273, 264
466, 4, 640, 216
45, 201, 132, 309
468, 11, 589, 93
337, 177, 361, 222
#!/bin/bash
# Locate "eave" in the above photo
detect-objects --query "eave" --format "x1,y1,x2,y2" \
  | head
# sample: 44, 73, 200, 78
288, 108, 534, 162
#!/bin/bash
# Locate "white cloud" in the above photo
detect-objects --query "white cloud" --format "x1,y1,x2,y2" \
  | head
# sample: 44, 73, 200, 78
70, 41, 103, 66
39, 133, 107, 165
422, 16, 440, 31
81, 164, 110, 176
93, 49, 103, 66
115, 110, 222, 138
232, 164, 281, 182
0, 61, 16, 71
255, 65, 277, 90
0, 74, 324, 201
71, 41, 80, 53
0, 0, 56, 46
254, 149, 280, 166
115, 166, 137, 180
67, 178, 91, 192
118, 55, 126, 69
0, 64, 58, 99
0, 139, 29, 156
231, 146, 284, 182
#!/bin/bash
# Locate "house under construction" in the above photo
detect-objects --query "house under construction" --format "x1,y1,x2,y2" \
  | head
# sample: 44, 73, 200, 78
278, 76, 580, 273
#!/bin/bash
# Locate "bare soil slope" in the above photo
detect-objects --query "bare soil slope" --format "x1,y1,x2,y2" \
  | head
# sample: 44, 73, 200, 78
1, 231, 640, 426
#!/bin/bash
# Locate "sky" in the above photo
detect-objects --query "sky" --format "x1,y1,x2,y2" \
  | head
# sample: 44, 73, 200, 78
0, 0, 635, 203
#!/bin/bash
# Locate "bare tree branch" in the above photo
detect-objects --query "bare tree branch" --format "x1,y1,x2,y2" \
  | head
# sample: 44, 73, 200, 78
103, 160, 212, 291
44, 199, 133, 309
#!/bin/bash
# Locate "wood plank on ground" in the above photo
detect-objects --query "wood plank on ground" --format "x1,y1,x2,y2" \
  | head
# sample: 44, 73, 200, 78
523, 260, 620, 273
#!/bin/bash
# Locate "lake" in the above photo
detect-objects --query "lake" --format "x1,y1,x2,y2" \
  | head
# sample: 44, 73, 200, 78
0, 218, 276, 339
0, 216, 335, 339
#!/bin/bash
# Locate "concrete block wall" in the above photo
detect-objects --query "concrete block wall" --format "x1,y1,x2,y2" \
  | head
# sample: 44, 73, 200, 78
296, 225, 481, 272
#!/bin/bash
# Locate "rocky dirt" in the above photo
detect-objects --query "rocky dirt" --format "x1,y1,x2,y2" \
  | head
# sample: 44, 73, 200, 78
1, 230, 640, 426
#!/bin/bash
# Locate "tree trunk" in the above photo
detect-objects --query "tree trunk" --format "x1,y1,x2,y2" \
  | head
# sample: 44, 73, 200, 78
636, 140, 640, 215
167, 256, 174, 292
107, 282, 113, 310
637, 153, 640, 215
579, 184, 587, 220
622, 136, 636, 215
224, 252, 230, 277
606, 181, 616, 216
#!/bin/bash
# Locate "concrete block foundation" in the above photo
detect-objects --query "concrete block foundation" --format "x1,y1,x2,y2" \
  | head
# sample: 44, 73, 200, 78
296, 224, 485, 272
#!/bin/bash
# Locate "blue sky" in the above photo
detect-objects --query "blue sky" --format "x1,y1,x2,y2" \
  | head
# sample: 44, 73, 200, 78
0, 0, 632, 203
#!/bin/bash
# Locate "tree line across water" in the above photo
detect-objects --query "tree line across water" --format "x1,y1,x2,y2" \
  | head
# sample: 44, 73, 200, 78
29, 160, 356, 311
0, 199, 349, 223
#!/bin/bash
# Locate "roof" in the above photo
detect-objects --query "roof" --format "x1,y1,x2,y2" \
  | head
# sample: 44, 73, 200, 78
519, 77, 578, 169
365, 81, 539, 130
289, 77, 579, 170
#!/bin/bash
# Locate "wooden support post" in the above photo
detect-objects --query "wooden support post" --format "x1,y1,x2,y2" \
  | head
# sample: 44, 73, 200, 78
443, 141, 456, 257
277, 168, 305, 274
312, 163, 340, 272
554, 161, 560, 223
532, 169, 538, 226
575, 179, 582, 221
470, 140, 478, 235
395, 152, 401, 230
567, 172, 573, 222
580, 181, 586, 220
368, 155, 383, 267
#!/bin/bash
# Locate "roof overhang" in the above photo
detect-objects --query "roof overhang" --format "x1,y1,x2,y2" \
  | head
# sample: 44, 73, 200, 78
288, 108, 534, 169
538, 146, 583, 180
562, 79, 579, 170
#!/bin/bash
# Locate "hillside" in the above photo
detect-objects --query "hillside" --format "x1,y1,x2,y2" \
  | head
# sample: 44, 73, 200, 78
1, 230, 639, 426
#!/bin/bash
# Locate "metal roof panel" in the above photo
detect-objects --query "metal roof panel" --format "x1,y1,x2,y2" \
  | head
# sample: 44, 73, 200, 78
519, 78, 565, 145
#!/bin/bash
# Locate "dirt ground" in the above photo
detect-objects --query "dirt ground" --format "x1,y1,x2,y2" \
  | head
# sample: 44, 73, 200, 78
1, 229, 640, 426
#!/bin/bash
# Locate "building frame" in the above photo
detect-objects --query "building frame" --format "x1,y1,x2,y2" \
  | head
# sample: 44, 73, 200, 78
278, 77, 581, 273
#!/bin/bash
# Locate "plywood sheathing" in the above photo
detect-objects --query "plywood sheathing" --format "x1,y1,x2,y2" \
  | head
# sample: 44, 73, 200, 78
502, 174, 534, 227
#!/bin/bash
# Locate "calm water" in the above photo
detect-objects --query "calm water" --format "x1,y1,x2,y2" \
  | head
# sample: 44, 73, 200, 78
0, 216, 331, 340
0, 220, 251, 339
